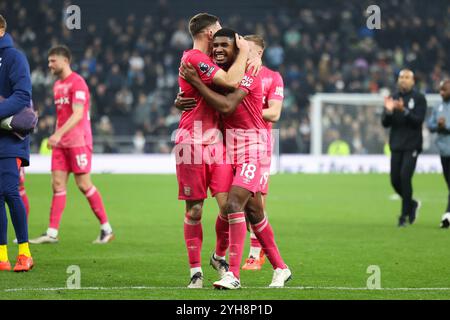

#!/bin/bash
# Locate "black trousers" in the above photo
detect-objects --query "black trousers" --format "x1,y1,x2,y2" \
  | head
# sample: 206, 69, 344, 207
390, 151, 419, 216
440, 156, 450, 213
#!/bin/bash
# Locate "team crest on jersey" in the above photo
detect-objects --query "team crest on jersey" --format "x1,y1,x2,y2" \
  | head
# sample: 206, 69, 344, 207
408, 99, 415, 109
184, 186, 191, 196
198, 62, 210, 74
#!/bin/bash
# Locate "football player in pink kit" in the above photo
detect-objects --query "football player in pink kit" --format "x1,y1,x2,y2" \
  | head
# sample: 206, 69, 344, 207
242, 35, 284, 271
30, 46, 113, 244
180, 28, 291, 289
176, 13, 251, 288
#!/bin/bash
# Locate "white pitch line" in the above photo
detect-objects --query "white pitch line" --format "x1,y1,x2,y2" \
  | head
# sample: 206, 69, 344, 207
3, 286, 450, 292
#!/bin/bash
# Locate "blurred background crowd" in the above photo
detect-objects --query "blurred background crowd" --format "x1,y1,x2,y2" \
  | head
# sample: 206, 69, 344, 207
2, 0, 449, 154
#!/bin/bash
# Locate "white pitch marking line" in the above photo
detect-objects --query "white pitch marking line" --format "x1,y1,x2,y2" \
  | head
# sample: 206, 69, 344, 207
3, 286, 450, 292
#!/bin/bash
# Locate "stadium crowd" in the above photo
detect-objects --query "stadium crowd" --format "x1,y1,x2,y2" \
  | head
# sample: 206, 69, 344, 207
2, 0, 449, 154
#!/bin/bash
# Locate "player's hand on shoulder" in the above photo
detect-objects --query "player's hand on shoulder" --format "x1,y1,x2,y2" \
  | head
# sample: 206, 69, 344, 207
179, 62, 200, 84
174, 91, 197, 112
246, 56, 262, 77
235, 33, 249, 54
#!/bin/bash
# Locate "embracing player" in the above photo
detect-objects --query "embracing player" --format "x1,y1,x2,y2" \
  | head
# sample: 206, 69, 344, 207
242, 35, 284, 271
30, 45, 114, 244
180, 28, 291, 289
175, 13, 253, 288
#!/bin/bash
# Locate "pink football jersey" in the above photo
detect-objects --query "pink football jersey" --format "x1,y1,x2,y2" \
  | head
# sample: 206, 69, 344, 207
177, 49, 222, 145
53, 72, 92, 148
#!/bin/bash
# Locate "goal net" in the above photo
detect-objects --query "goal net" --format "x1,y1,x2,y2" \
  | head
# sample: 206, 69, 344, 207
310, 94, 442, 155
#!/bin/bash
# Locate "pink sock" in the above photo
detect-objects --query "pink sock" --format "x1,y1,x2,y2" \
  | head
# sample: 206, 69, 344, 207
252, 217, 287, 270
228, 212, 247, 279
19, 187, 29, 220
84, 186, 109, 224
49, 191, 66, 229
184, 213, 203, 268
215, 214, 229, 257
250, 231, 262, 248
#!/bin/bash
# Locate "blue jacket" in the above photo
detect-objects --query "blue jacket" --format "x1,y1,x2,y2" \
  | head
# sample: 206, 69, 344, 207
428, 100, 450, 157
0, 33, 32, 166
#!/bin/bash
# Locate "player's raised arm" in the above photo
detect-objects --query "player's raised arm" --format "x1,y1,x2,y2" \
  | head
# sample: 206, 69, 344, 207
212, 33, 249, 90
180, 62, 246, 115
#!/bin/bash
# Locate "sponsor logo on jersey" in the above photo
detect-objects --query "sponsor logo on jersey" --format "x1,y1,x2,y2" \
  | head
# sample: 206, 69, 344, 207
55, 97, 70, 105
240, 75, 253, 88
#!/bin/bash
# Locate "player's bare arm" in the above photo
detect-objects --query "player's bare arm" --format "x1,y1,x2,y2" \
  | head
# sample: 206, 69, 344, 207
263, 100, 283, 122
181, 62, 246, 115
47, 103, 83, 148
211, 33, 249, 90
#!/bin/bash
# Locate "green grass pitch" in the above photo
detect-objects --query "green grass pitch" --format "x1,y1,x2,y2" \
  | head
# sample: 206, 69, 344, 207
1, 173, 450, 300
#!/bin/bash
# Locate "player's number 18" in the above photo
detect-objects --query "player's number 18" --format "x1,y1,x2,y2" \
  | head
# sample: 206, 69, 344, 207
240, 163, 257, 180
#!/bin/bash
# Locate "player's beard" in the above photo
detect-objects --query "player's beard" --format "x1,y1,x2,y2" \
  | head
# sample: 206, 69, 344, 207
51, 67, 64, 78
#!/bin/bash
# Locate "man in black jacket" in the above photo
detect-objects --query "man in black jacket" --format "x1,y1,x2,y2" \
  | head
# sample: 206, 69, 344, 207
382, 69, 427, 227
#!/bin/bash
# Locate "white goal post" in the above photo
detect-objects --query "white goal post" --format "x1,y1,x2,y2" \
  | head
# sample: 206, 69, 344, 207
310, 93, 442, 155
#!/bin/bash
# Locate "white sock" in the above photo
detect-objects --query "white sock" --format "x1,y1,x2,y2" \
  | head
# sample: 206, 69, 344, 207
249, 246, 262, 259
214, 253, 226, 261
190, 267, 202, 278
47, 228, 58, 238
101, 222, 113, 234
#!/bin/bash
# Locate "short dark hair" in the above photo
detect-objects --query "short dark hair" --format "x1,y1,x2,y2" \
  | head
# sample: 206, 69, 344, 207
48, 45, 72, 62
188, 13, 219, 37
213, 28, 237, 40
0, 15, 7, 31
244, 34, 265, 50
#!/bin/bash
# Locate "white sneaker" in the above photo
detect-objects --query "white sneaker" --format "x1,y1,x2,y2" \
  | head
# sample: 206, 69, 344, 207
187, 272, 203, 288
29, 233, 59, 244
269, 267, 292, 288
92, 230, 115, 244
210, 253, 229, 278
213, 271, 241, 290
